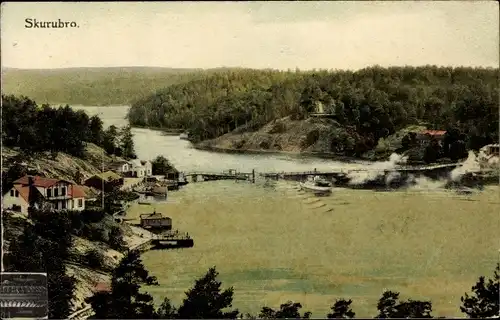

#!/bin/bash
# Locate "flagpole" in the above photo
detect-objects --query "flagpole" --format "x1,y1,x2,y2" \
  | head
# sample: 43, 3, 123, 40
101, 111, 105, 210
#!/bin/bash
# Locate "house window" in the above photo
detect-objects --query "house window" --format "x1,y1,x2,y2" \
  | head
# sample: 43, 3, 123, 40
61, 187, 66, 196
78, 199, 83, 207
47, 188, 52, 197
54, 188, 59, 197
61, 201, 66, 209
71, 200, 75, 209
15, 190, 19, 197
12, 205, 21, 212
10, 190, 14, 197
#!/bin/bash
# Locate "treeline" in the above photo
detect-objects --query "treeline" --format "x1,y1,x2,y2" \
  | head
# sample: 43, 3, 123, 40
128, 66, 499, 156
86, 249, 499, 319
1, 95, 136, 159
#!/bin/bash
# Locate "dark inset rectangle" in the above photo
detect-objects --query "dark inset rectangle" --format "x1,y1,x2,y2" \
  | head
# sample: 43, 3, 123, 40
0, 272, 48, 319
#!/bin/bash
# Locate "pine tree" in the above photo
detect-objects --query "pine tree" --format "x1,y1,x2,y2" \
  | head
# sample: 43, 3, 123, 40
177, 266, 239, 319
86, 250, 159, 319
259, 301, 311, 319
327, 299, 355, 319
119, 125, 137, 159
460, 263, 500, 318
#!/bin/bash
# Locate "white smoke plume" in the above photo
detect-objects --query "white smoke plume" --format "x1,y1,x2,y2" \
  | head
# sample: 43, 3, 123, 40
449, 151, 481, 181
348, 153, 408, 185
407, 175, 448, 191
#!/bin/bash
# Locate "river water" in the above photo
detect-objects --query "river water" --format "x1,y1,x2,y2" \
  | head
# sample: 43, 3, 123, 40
76, 106, 499, 318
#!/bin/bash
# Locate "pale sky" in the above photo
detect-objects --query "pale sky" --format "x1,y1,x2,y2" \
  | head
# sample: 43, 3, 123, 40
1, 1, 498, 70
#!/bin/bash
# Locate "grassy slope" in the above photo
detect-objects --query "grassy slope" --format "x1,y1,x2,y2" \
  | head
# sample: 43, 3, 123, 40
1, 143, 125, 181
1, 67, 203, 106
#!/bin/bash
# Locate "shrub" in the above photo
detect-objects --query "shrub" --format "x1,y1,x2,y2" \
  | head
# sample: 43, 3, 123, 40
83, 249, 105, 269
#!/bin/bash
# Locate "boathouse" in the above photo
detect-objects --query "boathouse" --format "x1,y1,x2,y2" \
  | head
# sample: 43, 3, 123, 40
140, 212, 172, 230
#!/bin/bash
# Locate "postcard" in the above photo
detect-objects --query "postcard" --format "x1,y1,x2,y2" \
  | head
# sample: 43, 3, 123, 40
1, 1, 498, 319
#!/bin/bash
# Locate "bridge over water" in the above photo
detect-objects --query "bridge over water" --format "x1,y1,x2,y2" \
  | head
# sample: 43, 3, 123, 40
182, 163, 460, 183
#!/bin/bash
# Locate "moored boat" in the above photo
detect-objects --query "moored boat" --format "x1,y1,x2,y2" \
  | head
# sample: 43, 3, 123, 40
299, 176, 333, 194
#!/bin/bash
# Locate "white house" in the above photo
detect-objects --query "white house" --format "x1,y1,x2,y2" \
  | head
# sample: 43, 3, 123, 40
107, 160, 131, 174
2, 175, 87, 215
130, 160, 152, 178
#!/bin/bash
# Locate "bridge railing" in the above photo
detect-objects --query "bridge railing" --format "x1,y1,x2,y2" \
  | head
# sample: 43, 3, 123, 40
259, 163, 460, 177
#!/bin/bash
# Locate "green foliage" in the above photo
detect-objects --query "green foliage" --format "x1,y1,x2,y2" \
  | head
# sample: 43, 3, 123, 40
327, 299, 356, 319
108, 226, 128, 252
2, 94, 138, 159
89, 115, 105, 145
259, 301, 311, 319
102, 124, 137, 159
119, 125, 137, 159
5, 209, 77, 319
156, 298, 178, 319
102, 125, 119, 155
151, 155, 178, 176
129, 66, 499, 157
1, 95, 106, 157
83, 249, 105, 269
67, 208, 128, 253
86, 250, 159, 319
177, 266, 239, 319
0, 162, 35, 191
375, 290, 433, 318
460, 263, 500, 318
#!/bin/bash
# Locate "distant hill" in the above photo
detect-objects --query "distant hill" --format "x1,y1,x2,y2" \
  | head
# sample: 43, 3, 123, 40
1, 66, 205, 106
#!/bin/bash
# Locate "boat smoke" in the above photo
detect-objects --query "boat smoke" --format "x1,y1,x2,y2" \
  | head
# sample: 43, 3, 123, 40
347, 153, 408, 185
407, 175, 447, 191
449, 151, 481, 181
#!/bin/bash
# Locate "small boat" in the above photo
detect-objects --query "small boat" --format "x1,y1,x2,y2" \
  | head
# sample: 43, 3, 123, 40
300, 176, 333, 194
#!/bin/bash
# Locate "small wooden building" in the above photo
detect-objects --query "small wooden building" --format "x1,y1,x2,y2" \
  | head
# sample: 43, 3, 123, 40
139, 212, 172, 230
84, 171, 124, 192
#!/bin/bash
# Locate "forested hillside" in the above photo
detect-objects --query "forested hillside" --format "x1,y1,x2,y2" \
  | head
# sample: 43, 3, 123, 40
1, 95, 137, 159
1, 67, 203, 106
128, 66, 499, 158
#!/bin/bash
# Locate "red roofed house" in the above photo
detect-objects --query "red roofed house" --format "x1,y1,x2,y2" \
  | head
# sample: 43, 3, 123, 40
416, 130, 447, 145
2, 175, 87, 215
93, 282, 112, 293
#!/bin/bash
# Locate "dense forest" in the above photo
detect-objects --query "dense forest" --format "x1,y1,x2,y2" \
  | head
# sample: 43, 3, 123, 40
1, 67, 236, 106
128, 66, 499, 158
1, 95, 136, 159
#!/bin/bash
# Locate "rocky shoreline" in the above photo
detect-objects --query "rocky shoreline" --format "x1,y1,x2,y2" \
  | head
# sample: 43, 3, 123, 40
68, 224, 154, 317
193, 142, 367, 163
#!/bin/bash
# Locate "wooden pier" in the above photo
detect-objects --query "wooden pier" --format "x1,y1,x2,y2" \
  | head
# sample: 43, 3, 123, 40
150, 232, 194, 249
